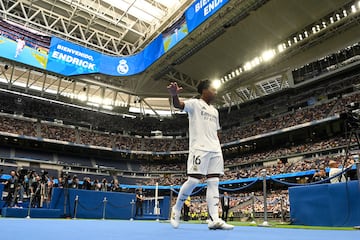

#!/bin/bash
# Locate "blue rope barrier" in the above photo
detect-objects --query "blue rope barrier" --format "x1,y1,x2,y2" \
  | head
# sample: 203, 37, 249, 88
270, 167, 352, 187
218, 179, 259, 191
170, 186, 205, 196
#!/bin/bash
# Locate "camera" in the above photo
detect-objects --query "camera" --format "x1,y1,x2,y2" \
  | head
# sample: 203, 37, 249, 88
60, 171, 71, 188
40, 170, 49, 183
18, 168, 29, 183
340, 102, 360, 129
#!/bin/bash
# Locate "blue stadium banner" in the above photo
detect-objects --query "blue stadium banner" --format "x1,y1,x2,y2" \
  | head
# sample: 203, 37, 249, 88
185, 0, 229, 32
100, 35, 165, 76
46, 37, 101, 76
46, 35, 164, 76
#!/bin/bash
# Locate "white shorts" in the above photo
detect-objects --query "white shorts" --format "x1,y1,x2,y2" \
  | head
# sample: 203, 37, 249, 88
187, 149, 224, 176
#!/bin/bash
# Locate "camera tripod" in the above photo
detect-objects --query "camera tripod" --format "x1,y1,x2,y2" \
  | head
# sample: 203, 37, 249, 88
342, 119, 360, 179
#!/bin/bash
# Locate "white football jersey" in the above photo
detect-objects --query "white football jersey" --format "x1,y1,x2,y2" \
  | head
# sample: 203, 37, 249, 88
17, 39, 26, 49
183, 98, 221, 153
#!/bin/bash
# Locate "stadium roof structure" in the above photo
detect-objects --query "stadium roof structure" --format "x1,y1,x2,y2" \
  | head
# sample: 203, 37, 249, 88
0, 0, 360, 116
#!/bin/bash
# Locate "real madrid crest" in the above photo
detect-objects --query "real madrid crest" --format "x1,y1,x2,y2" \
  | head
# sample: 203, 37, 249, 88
117, 59, 129, 74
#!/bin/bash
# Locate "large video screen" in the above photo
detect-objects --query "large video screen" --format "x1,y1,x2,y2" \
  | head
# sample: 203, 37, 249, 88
0, 0, 229, 77
0, 19, 50, 69
162, 15, 188, 52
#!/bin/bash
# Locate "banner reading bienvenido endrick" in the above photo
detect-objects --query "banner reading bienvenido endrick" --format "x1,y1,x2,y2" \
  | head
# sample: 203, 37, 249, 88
46, 37, 101, 76
185, 0, 229, 33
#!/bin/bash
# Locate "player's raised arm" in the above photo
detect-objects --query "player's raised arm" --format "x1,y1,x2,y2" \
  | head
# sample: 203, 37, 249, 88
167, 82, 185, 110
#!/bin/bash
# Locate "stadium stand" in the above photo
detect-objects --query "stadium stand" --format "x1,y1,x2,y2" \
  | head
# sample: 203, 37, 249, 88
0, 1, 360, 228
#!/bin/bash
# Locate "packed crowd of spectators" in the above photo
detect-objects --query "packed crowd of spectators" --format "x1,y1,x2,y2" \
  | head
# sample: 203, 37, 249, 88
0, 90, 358, 152
224, 136, 348, 167
172, 190, 289, 221
292, 43, 360, 84
0, 66, 359, 142
1, 82, 359, 153
139, 133, 357, 186
231, 191, 290, 220
221, 94, 350, 144
0, 115, 37, 137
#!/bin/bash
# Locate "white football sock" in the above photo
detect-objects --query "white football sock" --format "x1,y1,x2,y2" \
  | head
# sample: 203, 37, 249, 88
206, 177, 220, 222
174, 177, 200, 211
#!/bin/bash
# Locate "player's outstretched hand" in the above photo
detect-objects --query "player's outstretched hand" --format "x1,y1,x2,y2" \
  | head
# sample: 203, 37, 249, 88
167, 82, 183, 96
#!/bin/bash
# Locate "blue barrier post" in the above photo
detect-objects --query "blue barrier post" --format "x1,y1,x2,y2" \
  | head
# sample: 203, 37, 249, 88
251, 192, 256, 224
130, 199, 135, 221
73, 195, 79, 220
260, 169, 269, 227
102, 197, 107, 220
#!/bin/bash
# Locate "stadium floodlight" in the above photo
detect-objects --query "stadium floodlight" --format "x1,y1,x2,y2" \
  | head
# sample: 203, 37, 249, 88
304, 31, 308, 38
261, 49, 276, 61
212, 79, 222, 89
252, 57, 261, 66
277, 44, 285, 53
44, 89, 58, 94
330, 16, 334, 23
87, 102, 99, 108
102, 98, 113, 105
102, 105, 113, 110
278, 43, 286, 53
29, 85, 42, 91
88, 96, 104, 104
77, 94, 87, 102
351, 5, 357, 13
244, 61, 252, 71
343, 10, 348, 17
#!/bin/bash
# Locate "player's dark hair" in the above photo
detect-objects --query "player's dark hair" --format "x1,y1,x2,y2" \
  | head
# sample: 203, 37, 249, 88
197, 80, 211, 94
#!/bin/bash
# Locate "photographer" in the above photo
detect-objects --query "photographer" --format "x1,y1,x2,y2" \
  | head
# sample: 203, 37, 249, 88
59, 172, 71, 188
311, 165, 327, 183
135, 187, 145, 217
30, 175, 42, 208
39, 171, 49, 206
111, 179, 121, 192
82, 177, 92, 190
4, 170, 18, 207
329, 159, 354, 183
101, 178, 108, 192
47, 176, 54, 202
69, 175, 79, 189
16, 169, 28, 207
